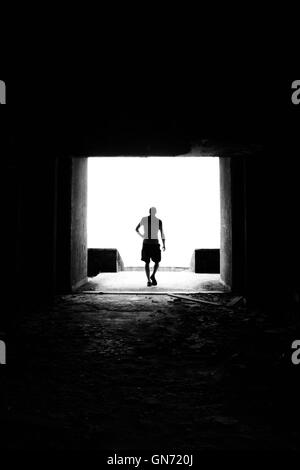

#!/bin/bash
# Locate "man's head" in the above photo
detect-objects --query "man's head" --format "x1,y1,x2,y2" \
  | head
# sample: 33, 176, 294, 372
149, 207, 157, 216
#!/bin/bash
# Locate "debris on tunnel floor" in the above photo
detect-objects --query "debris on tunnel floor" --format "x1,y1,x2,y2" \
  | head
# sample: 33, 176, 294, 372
2, 294, 300, 450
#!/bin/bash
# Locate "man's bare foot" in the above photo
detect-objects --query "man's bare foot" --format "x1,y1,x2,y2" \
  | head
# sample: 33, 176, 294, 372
150, 275, 157, 286
147, 281, 152, 287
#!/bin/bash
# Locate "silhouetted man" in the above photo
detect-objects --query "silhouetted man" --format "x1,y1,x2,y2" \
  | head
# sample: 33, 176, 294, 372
135, 207, 166, 286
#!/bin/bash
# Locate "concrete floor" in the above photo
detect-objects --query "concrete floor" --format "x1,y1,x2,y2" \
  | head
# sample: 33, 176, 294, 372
3, 293, 299, 450
81, 271, 226, 293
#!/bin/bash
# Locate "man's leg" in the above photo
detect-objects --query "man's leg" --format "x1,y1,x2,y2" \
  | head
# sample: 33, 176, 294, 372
145, 262, 151, 286
150, 262, 159, 285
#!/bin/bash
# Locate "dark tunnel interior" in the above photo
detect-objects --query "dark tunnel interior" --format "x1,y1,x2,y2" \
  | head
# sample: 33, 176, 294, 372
1, 76, 300, 451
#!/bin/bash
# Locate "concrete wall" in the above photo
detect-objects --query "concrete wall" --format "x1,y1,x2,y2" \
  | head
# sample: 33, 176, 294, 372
219, 157, 247, 293
242, 152, 300, 311
231, 157, 247, 293
55, 157, 72, 293
219, 158, 232, 288
5, 156, 58, 318
70, 158, 88, 290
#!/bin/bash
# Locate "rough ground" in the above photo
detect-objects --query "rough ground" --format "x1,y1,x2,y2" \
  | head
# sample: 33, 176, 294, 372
79, 271, 226, 293
1, 293, 300, 450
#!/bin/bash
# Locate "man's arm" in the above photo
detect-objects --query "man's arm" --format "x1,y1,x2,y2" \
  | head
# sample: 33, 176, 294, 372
135, 222, 144, 239
159, 220, 166, 250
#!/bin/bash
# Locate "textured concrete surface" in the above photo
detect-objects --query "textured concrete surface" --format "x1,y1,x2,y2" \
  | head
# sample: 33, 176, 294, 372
80, 272, 226, 293
2, 294, 299, 450
71, 158, 88, 290
220, 157, 232, 288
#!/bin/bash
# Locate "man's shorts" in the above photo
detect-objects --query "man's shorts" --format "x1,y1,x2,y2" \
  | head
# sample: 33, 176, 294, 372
141, 243, 161, 263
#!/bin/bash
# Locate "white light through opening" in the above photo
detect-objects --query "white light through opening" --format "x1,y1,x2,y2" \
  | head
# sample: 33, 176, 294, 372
87, 157, 220, 268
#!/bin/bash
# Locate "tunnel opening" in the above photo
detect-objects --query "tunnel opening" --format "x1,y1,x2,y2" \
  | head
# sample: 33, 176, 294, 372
56, 154, 242, 295
85, 156, 222, 292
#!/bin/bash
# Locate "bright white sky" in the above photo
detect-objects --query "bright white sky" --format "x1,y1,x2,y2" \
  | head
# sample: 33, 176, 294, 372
88, 157, 220, 267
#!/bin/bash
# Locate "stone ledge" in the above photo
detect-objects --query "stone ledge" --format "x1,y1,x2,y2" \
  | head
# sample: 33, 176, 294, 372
191, 249, 220, 273
88, 248, 124, 276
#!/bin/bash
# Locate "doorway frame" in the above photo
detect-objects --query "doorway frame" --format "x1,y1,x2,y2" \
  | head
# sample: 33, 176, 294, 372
56, 155, 247, 294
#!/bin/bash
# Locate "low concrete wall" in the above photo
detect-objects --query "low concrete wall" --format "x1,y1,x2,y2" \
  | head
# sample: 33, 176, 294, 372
190, 249, 220, 273
88, 249, 124, 276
